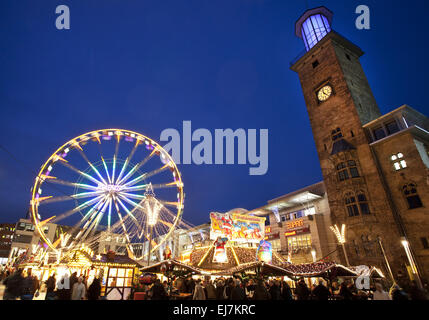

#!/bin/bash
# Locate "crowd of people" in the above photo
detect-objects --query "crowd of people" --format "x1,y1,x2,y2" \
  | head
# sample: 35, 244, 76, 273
1, 268, 103, 300
144, 275, 429, 301
2, 266, 428, 301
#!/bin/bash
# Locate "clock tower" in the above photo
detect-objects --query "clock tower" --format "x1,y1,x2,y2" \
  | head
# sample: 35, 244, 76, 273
291, 6, 414, 277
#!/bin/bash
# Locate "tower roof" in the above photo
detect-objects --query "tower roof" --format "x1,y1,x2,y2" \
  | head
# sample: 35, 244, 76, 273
295, 6, 333, 38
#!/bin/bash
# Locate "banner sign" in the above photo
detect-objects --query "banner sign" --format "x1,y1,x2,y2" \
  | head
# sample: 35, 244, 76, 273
213, 237, 229, 263
256, 240, 272, 263
210, 212, 266, 243
284, 227, 310, 238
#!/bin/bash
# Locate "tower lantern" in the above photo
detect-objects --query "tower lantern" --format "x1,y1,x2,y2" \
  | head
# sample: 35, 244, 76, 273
295, 6, 333, 51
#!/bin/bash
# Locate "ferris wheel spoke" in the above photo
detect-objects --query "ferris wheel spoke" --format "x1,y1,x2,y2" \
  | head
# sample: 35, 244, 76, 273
107, 197, 113, 232
100, 156, 112, 184
38, 190, 103, 205
112, 199, 133, 244
76, 148, 108, 185
117, 149, 156, 185
50, 194, 105, 224
123, 164, 170, 188
59, 161, 103, 186
116, 140, 140, 184
79, 199, 110, 243
119, 192, 146, 201
75, 197, 109, 242
47, 178, 99, 191
158, 199, 181, 209
116, 195, 142, 222
122, 182, 176, 193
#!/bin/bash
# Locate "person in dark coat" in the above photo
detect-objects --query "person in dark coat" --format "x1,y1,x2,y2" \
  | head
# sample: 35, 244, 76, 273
281, 281, 293, 300
230, 280, 246, 300
88, 278, 102, 300
253, 280, 270, 300
408, 281, 428, 300
295, 279, 311, 300
312, 281, 331, 301
151, 279, 168, 300
339, 282, 354, 300
269, 280, 281, 300
186, 276, 195, 294
45, 274, 57, 300
215, 280, 225, 300
390, 284, 409, 301
21, 270, 39, 300
3, 269, 24, 300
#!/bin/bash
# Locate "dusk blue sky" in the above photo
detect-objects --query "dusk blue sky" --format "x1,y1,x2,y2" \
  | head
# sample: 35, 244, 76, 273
0, 0, 428, 226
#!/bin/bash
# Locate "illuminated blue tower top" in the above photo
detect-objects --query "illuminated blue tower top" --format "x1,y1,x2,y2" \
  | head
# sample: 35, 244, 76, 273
295, 6, 333, 52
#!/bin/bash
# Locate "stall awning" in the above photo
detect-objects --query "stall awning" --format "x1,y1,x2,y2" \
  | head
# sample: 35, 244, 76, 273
140, 259, 208, 275
282, 262, 358, 278
212, 261, 294, 277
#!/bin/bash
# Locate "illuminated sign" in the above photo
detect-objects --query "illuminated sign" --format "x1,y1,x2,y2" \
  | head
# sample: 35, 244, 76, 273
286, 219, 304, 230
265, 232, 280, 241
256, 240, 272, 264
265, 226, 271, 233
284, 227, 310, 238
210, 212, 266, 243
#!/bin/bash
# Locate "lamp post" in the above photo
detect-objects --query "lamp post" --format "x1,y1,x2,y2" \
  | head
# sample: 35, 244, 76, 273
311, 248, 317, 263
400, 237, 423, 289
377, 236, 395, 283
145, 184, 162, 267
330, 224, 350, 266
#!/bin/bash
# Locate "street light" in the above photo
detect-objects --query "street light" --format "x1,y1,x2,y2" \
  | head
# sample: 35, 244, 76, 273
145, 184, 163, 267
311, 248, 317, 263
377, 236, 395, 283
330, 224, 350, 266
400, 237, 423, 289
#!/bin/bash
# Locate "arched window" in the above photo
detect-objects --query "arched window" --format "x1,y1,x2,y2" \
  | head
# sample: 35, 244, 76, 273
336, 160, 360, 181
357, 192, 370, 215
345, 193, 359, 217
403, 183, 423, 209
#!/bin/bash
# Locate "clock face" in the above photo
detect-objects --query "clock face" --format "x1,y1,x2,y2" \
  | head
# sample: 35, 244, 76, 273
317, 85, 333, 102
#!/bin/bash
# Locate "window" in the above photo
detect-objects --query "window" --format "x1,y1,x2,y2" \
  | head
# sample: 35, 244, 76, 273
391, 153, 407, 171
345, 194, 360, 217
312, 60, 319, 68
345, 192, 370, 217
337, 160, 360, 181
386, 121, 400, 135
421, 237, 429, 249
337, 163, 349, 181
331, 128, 343, 141
373, 127, 386, 140
357, 193, 371, 215
403, 183, 423, 209
287, 234, 312, 252
345, 53, 351, 61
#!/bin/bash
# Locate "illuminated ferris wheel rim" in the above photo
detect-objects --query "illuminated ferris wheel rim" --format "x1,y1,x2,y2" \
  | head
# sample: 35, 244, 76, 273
30, 128, 185, 254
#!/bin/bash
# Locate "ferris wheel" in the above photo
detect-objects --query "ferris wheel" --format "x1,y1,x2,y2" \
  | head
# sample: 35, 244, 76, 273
30, 129, 184, 260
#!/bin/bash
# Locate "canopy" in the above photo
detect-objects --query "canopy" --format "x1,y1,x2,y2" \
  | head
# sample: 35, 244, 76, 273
212, 261, 294, 277
282, 262, 358, 278
140, 259, 207, 275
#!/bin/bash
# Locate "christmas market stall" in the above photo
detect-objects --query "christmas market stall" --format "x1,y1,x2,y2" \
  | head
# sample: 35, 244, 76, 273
139, 259, 207, 300
58, 247, 140, 300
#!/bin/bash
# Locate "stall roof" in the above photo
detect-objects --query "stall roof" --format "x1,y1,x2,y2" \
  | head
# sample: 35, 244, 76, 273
213, 261, 294, 277
140, 259, 208, 275
282, 262, 358, 278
